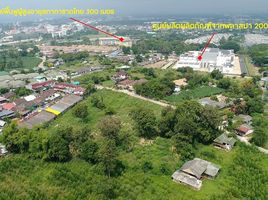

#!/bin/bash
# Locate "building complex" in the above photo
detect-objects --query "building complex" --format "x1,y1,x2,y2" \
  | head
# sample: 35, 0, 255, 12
173, 48, 241, 75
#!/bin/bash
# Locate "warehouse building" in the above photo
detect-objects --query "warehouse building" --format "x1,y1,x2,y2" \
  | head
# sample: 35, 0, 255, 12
19, 111, 56, 129
173, 48, 240, 75
46, 94, 82, 115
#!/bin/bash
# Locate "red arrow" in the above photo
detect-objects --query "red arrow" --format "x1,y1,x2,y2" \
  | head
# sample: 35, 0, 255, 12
70, 18, 124, 42
197, 32, 216, 61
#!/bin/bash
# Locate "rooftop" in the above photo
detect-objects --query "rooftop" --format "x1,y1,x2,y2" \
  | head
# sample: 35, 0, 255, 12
214, 134, 236, 147
19, 111, 56, 129
173, 78, 188, 87
46, 94, 82, 115
172, 158, 220, 190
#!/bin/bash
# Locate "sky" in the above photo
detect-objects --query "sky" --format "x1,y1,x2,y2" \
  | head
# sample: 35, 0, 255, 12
0, 0, 268, 22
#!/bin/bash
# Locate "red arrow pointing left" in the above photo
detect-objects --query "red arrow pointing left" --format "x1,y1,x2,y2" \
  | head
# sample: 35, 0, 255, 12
70, 18, 124, 42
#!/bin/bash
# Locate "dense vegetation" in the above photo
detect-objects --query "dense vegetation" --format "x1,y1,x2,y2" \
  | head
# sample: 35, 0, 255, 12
165, 86, 224, 103
134, 78, 175, 99
250, 114, 268, 148
0, 89, 268, 199
130, 35, 200, 56
59, 51, 89, 63
0, 46, 41, 72
249, 44, 268, 67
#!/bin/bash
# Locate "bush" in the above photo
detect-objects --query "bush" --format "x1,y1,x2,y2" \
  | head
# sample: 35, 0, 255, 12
142, 161, 153, 172
91, 95, 106, 109
105, 107, 116, 115
73, 103, 88, 119
250, 128, 267, 147
80, 140, 99, 163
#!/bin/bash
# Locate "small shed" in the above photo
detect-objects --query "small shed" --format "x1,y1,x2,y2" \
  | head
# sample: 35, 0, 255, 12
213, 134, 236, 150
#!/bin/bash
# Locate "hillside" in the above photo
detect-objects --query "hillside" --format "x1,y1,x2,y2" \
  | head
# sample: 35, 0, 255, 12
0, 90, 267, 200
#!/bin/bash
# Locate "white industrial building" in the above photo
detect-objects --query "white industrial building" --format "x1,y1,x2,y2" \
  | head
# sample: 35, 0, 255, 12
173, 48, 236, 74
98, 37, 132, 47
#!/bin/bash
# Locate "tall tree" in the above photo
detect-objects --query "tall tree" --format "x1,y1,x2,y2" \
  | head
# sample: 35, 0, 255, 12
73, 103, 88, 119
99, 116, 121, 143
98, 140, 118, 178
131, 107, 158, 139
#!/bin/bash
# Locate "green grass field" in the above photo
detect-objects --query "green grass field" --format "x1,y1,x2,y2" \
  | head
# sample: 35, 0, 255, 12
165, 86, 224, 103
243, 55, 259, 76
48, 89, 163, 134
0, 90, 268, 199
1, 140, 267, 199
5, 56, 41, 71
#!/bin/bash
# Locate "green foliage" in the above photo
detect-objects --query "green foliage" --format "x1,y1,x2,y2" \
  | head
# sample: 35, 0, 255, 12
185, 73, 210, 89
251, 128, 267, 147
210, 69, 223, 80
99, 116, 121, 143
158, 107, 176, 137
250, 114, 268, 148
165, 86, 224, 103
70, 125, 91, 157
225, 144, 268, 199
134, 78, 175, 99
2, 123, 29, 153
105, 107, 116, 115
72, 102, 89, 119
135, 54, 143, 62
122, 46, 131, 55
172, 134, 195, 161
1, 87, 268, 199
98, 140, 119, 177
249, 44, 268, 66
80, 140, 99, 164
217, 78, 232, 89
46, 127, 72, 162
14, 87, 32, 97
91, 94, 106, 109
131, 107, 158, 139
163, 101, 222, 143
140, 68, 156, 78
85, 83, 96, 96
246, 98, 264, 114
220, 41, 240, 53
0, 88, 9, 94
0, 48, 41, 71
142, 161, 153, 172
61, 51, 88, 63
131, 37, 199, 56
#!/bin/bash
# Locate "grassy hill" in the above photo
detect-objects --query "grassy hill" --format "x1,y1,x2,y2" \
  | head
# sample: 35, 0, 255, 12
0, 90, 267, 200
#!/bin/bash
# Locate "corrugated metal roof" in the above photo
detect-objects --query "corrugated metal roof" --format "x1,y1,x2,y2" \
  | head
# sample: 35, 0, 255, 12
19, 111, 56, 129
46, 95, 82, 114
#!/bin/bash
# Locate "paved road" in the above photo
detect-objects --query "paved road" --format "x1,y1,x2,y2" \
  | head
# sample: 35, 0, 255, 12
38, 56, 46, 68
96, 85, 175, 109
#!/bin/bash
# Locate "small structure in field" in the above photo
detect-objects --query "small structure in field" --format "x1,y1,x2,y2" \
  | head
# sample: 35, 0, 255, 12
173, 78, 188, 93
213, 134, 236, 151
172, 158, 220, 190
235, 124, 254, 136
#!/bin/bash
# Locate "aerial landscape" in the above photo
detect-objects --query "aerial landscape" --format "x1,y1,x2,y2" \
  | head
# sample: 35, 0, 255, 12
0, 0, 268, 199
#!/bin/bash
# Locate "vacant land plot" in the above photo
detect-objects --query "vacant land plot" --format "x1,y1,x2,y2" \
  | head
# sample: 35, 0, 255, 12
165, 86, 224, 103
1, 89, 268, 199
5, 56, 41, 71
48, 89, 163, 133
